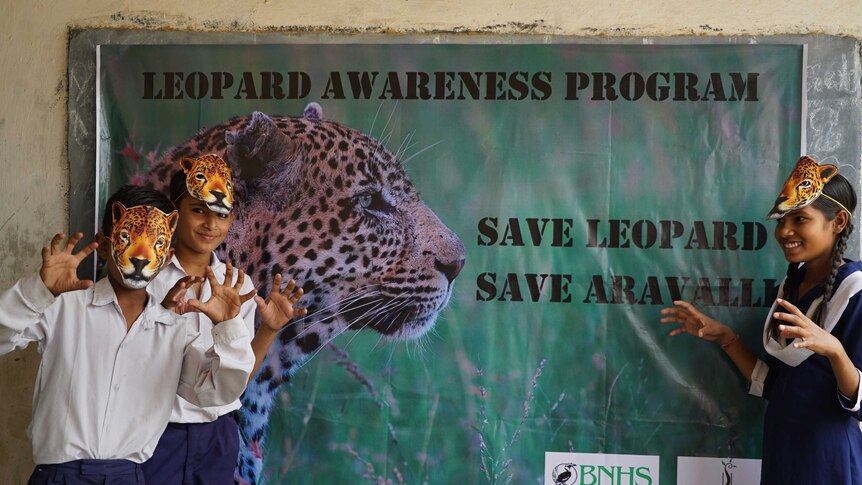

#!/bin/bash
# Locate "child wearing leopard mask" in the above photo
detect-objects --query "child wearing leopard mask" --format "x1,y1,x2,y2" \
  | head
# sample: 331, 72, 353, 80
0, 185, 255, 485
661, 156, 862, 484
143, 154, 307, 485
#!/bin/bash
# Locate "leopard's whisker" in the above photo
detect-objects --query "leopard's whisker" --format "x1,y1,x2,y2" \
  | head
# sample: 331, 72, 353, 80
395, 130, 416, 161
291, 292, 385, 339
368, 101, 385, 139
290, 285, 382, 325
294, 292, 391, 341
283, 284, 383, 328
402, 140, 443, 164
330, 298, 406, 354
300, 298, 393, 365
379, 101, 400, 145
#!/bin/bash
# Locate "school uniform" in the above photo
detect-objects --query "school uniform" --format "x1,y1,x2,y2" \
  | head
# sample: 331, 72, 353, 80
142, 253, 257, 485
749, 261, 862, 485
0, 274, 255, 485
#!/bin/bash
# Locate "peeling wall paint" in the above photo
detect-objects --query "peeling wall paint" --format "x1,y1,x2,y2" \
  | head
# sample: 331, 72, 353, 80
2, 1, 862, 481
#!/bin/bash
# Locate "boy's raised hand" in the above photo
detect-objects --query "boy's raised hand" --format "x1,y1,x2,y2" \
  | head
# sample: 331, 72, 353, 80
40, 233, 99, 296
183, 262, 257, 323
255, 273, 307, 332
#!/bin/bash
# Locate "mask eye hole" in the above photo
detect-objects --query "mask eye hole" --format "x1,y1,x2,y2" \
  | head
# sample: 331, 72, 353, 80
195, 173, 207, 182
119, 230, 130, 243
225, 181, 232, 190
798, 180, 812, 189
154, 236, 166, 249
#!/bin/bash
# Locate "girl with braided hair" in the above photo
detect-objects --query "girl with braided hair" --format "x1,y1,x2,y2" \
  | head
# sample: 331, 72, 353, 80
661, 156, 862, 484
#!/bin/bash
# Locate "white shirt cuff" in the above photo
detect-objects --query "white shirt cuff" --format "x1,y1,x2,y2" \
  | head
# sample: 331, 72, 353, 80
838, 368, 862, 412
211, 316, 250, 342
748, 359, 769, 397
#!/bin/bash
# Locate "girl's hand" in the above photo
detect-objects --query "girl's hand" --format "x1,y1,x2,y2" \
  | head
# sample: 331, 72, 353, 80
774, 298, 845, 358
184, 263, 257, 323
39, 233, 99, 296
255, 273, 307, 333
161, 275, 204, 314
660, 300, 735, 345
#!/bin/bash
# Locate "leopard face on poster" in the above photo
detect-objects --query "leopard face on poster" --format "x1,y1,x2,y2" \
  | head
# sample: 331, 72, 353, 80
95, 43, 803, 484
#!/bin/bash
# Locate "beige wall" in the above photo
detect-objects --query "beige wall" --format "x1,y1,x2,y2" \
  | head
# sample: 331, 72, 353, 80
2, 1, 861, 481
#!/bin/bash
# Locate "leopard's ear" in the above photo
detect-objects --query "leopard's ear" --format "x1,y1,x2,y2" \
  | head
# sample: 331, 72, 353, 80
225, 111, 295, 159
112, 201, 127, 225
165, 210, 179, 234
225, 111, 298, 182
303, 102, 323, 120
180, 157, 197, 173
819, 164, 838, 184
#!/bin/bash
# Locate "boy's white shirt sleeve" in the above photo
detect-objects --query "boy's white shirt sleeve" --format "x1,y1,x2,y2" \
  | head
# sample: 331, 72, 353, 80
748, 359, 769, 397
0, 274, 56, 355
176, 314, 254, 408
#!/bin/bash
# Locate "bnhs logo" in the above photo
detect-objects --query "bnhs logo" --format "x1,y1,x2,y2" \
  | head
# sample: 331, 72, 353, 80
545, 452, 659, 485
551, 463, 578, 485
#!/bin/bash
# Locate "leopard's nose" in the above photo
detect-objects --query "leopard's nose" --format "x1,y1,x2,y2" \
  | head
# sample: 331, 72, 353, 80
435, 258, 465, 284
131, 258, 150, 274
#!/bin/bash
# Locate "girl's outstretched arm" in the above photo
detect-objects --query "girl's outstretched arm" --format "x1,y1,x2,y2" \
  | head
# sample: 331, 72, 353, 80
661, 300, 759, 381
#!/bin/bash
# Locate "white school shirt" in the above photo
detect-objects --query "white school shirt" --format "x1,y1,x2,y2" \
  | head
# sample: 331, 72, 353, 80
148, 253, 257, 423
0, 274, 254, 465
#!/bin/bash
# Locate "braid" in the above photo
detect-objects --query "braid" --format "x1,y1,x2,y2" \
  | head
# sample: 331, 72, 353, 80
813, 219, 853, 326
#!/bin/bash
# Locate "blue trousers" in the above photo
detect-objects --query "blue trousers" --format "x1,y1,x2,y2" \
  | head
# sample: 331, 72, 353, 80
141, 414, 240, 485
28, 459, 144, 485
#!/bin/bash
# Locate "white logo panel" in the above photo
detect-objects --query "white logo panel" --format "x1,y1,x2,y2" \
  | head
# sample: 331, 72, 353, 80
545, 452, 660, 485
677, 456, 761, 485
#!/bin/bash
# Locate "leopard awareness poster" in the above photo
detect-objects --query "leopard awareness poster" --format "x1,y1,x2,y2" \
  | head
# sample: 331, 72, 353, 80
95, 43, 804, 484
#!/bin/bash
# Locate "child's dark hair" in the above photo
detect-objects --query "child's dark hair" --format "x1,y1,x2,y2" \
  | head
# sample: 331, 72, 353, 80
770, 173, 857, 338
101, 185, 175, 236
169, 170, 188, 206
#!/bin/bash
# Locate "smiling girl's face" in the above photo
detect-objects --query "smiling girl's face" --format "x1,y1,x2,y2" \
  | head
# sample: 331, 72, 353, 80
173, 195, 233, 257
774, 205, 843, 269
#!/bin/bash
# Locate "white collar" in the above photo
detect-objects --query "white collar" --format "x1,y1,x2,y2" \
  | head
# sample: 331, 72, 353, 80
168, 252, 222, 275
763, 271, 862, 366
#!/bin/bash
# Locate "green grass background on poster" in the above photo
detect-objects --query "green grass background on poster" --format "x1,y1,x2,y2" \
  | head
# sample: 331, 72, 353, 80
98, 43, 803, 484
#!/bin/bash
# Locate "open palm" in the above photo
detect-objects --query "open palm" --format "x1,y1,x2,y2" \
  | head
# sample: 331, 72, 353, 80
660, 300, 732, 343
185, 263, 256, 323
255, 274, 307, 332
39, 233, 98, 296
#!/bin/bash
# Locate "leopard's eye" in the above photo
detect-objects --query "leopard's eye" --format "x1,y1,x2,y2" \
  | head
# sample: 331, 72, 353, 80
356, 191, 394, 214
